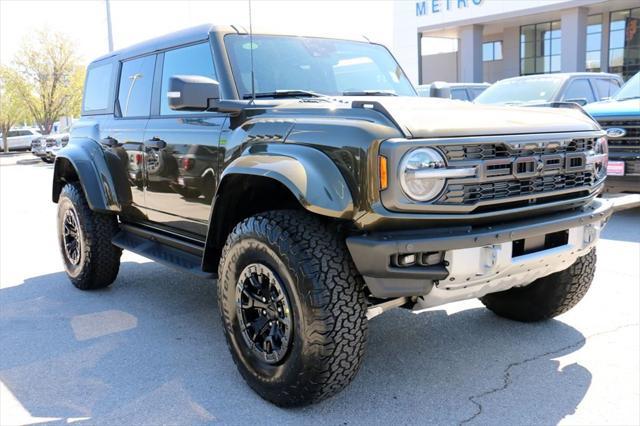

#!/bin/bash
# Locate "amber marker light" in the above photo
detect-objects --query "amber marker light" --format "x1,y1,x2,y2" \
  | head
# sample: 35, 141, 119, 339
379, 155, 388, 190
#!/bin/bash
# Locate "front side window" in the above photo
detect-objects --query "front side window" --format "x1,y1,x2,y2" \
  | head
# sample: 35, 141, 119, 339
594, 79, 621, 99
474, 76, 563, 105
586, 15, 602, 72
562, 79, 595, 103
450, 88, 468, 101
225, 35, 416, 97
160, 43, 217, 115
83, 62, 114, 113
117, 55, 156, 118
520, 21, 561, 75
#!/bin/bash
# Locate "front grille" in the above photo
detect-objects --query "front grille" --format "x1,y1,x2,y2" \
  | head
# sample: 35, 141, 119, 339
441, 138, 594, 161
45, 138, 56, 147
435, 137, 602, 208
441, 172, 595, 204
597, 119, 640, 151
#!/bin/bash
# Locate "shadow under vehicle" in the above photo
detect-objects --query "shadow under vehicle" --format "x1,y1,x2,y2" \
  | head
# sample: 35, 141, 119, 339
51, 24, 614, 407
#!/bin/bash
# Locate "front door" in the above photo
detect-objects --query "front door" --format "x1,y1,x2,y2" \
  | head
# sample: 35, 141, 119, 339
142, 42, 226, 238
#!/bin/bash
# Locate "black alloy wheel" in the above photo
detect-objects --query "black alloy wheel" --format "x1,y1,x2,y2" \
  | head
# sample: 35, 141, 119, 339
235, 263, 293, 364
62, 208, 82, 266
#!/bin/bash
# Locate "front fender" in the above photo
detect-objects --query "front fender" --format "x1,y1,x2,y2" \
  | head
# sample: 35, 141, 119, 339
220, 144, 354, 219
53, 138, 125, 213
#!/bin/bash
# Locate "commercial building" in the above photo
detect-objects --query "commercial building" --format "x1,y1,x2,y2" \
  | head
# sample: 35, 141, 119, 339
392, 0, 640, 84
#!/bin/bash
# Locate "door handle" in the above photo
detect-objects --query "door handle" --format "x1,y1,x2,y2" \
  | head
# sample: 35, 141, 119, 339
144, 137, 166, 149
100, 136, 118, 147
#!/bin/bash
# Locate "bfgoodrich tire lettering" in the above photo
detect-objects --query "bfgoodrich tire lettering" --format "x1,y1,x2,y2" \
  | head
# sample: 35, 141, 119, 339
217, 210, 368, 406
57, 183, 122, 290
480, 249, 596, 322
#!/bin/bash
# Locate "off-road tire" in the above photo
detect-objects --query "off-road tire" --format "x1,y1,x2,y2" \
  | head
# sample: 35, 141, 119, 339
217, 210, 368, 406
480, 249, 596, 322
57, 183, 122, 290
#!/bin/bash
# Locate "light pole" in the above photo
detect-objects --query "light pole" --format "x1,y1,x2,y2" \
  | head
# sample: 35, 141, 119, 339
105, 0, 114, 52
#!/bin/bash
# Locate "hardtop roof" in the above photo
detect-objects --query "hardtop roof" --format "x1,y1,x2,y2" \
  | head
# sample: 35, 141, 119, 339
90, 24, 238, 65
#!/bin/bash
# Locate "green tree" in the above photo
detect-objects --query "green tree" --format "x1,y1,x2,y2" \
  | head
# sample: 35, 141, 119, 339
0, 66, 29, 153
12, 30, 85, 134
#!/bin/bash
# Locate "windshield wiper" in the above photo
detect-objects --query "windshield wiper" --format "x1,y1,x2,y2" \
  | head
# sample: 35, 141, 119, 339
342, 90, 398, 96
242, 90, 326, 99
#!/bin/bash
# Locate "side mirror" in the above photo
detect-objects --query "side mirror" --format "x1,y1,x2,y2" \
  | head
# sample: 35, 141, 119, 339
168, 75, 220, 111
565, 98, 588, 106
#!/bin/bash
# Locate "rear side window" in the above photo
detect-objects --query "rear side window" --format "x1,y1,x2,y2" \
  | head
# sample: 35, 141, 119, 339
83, 63, 114, 112
7, 131, 19, 137
160, 43, 216, 115
594, 79, 620, 100
563, 79, 595, 103
118, 55, 156, 118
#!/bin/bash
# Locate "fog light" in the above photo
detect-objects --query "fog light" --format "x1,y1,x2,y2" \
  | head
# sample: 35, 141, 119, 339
398, 253, 417, 266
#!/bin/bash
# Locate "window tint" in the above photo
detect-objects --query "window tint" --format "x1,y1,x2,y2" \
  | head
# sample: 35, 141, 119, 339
83, 63, 114, 112
117, 55, 156, 117
450, 88, 469, 101
7, 131, 19, 137
594, 79, 620, 99
563, 79, 595, 103
160, 43, 216, 115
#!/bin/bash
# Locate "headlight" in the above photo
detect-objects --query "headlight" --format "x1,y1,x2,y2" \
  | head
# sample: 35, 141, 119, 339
399, 148, 447, 201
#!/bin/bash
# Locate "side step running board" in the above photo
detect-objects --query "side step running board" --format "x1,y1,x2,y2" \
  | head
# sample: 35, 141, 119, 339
112, 225, 216, 279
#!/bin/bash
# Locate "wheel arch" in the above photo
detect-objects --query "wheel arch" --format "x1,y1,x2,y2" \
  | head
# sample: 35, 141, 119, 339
52, 139, 127, 214
202, 145, 355, 272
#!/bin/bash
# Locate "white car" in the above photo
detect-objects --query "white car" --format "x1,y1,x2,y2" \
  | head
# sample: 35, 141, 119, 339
1, 128, 41, 150
43, 131, 70, 162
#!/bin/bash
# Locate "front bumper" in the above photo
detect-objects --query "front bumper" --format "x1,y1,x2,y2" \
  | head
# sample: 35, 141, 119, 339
346, 199, 613, 304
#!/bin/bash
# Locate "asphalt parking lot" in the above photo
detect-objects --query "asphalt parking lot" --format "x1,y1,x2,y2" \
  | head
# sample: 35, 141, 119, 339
1, 154, 639, 426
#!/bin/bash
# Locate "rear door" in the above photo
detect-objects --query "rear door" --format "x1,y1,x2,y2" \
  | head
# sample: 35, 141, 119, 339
101, 54, 157, 222
142, 41, 226, 238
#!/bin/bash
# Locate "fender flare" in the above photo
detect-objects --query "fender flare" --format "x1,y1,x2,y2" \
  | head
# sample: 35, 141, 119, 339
52, 138, 125, 213
218, 144, 354, 219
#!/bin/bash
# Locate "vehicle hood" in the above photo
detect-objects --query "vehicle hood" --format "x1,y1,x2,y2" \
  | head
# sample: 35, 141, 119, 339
275, 96, 600, 138
583, 98, 640, 118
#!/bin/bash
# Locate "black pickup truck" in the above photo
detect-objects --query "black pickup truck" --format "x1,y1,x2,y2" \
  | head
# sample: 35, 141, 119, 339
53, 24, 612, 406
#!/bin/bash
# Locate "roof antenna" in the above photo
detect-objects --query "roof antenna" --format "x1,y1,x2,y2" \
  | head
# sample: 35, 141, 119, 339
248, 0, 256, 104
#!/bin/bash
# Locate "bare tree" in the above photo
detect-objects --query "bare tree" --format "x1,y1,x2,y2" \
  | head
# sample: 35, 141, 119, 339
12, 30, 84, 135
0, 66, 28, 153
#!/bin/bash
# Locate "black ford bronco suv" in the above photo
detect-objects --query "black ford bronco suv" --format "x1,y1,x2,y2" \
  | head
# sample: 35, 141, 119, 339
53, 24, 613, 406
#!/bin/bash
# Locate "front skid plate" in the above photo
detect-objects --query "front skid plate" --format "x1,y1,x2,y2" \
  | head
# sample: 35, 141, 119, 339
412, 223, 601, 311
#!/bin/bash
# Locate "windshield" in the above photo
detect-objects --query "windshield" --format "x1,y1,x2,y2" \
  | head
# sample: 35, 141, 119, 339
225, 34, 416, 98
474, 76, 564, 105
614, 72, 640, 101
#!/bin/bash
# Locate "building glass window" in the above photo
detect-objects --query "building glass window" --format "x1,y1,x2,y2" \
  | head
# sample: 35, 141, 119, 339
520, 21, 561, 75
482, 41, 502, 62
609, 7, 640, 80
586, 15, 602, 72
